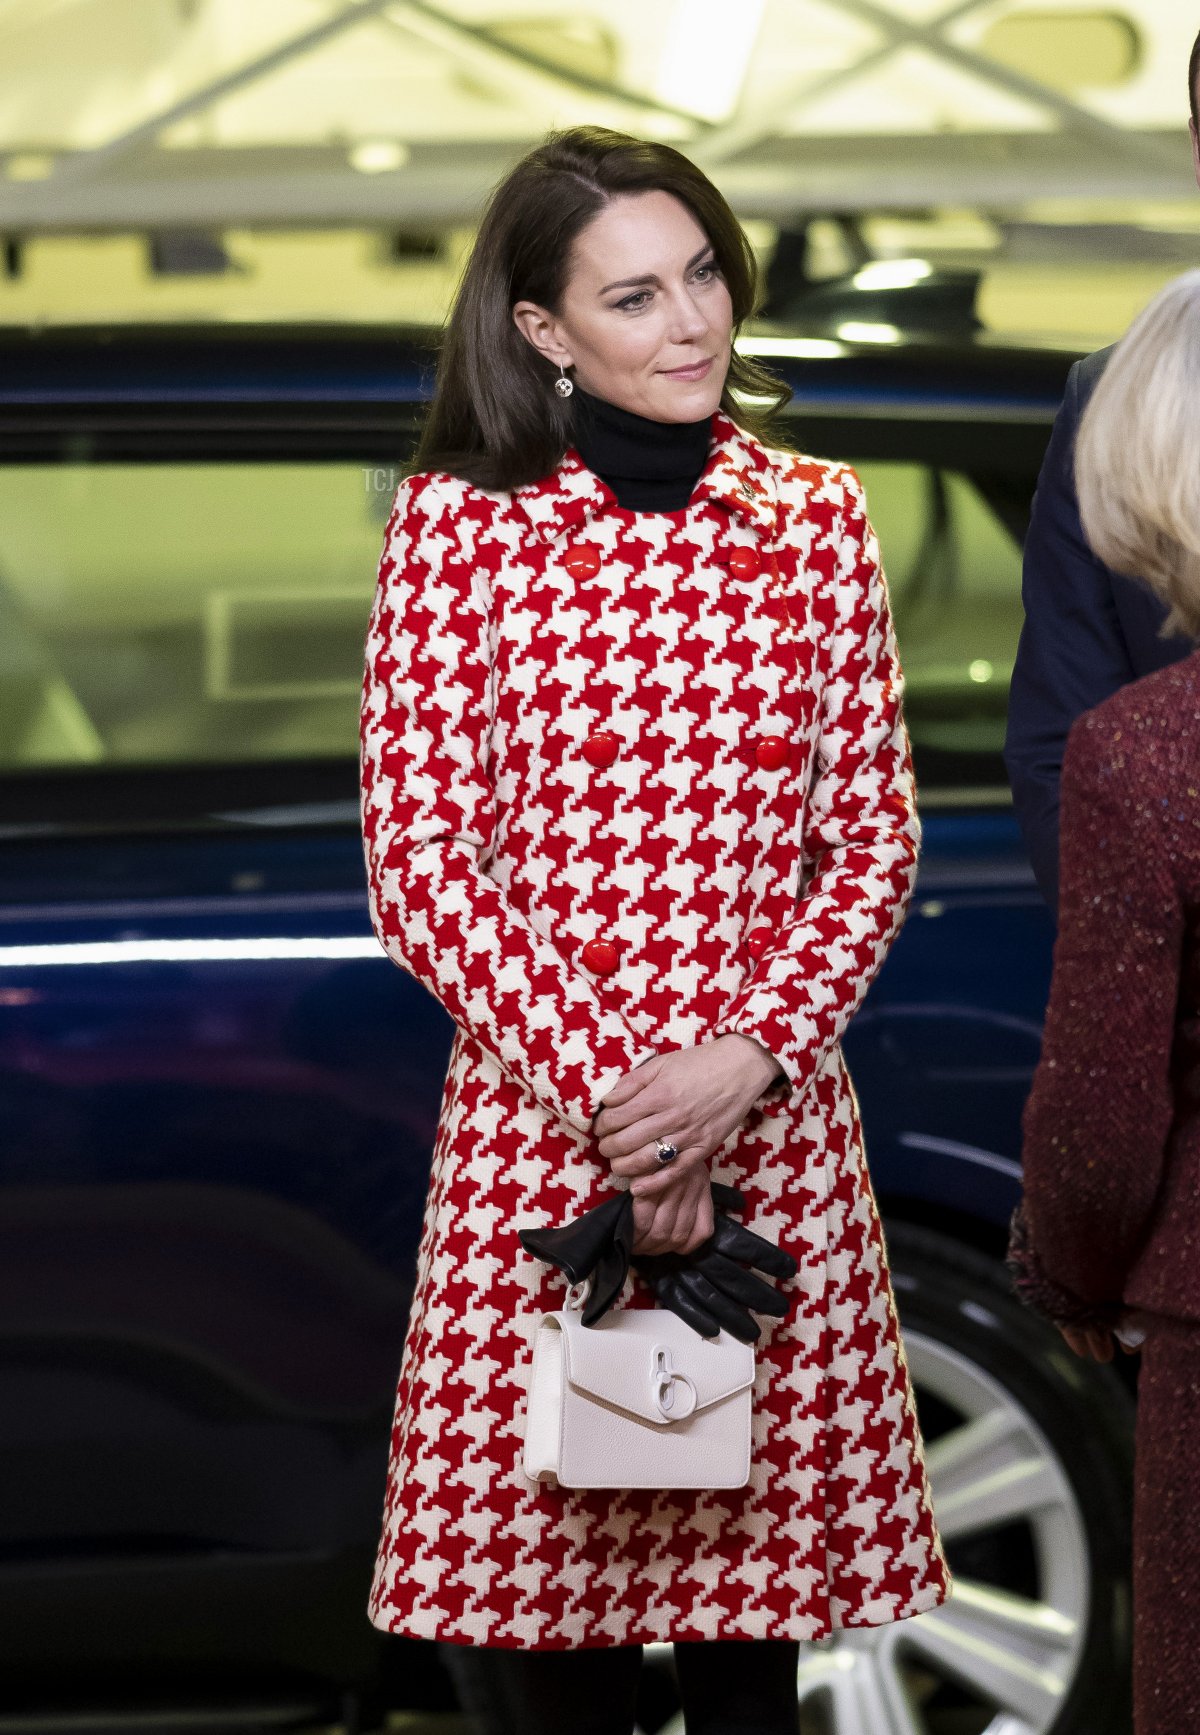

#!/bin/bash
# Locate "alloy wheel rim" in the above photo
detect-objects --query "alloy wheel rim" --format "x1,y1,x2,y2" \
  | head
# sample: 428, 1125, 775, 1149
642, 1327, 1092, 1735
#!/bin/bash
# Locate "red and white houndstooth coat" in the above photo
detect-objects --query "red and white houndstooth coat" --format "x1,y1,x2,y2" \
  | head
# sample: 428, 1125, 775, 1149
359, 410, 952, 1649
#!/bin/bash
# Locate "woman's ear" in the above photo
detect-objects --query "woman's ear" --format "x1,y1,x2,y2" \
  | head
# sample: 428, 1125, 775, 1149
513, 300, 573, 370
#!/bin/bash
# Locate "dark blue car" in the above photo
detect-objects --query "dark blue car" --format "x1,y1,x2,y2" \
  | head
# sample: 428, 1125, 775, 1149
0, 324, 1133, 1735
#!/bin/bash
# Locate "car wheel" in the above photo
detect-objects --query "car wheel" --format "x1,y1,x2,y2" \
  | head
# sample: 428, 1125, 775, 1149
638, 1222, 1134, 1735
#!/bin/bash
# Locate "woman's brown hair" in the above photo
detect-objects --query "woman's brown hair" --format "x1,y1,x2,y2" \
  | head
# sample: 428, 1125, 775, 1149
412, 126, 790, 491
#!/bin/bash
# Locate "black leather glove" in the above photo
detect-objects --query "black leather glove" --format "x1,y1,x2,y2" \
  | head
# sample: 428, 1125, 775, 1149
519, 1182, 797, 1339
519, 1191, 635, 1325
633, 1183, 797, 1343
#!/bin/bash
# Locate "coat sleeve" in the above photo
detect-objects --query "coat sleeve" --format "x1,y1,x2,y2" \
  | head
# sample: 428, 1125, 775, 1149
710, 464, 921, 1113
359, 472, 660, 1138
1018, 706, 1182, 1305
1003, 359, 1137, 912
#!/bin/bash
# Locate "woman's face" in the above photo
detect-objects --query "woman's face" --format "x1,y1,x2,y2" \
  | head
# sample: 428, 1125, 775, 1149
513, 189, 735, 423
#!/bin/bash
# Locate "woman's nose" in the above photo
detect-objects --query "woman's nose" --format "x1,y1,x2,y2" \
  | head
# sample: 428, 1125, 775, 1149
666, 288, 709, 342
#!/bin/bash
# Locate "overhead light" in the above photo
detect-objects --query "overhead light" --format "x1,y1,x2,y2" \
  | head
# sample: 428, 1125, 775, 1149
0, 938, 382, 968
739, 336, 847, 360
5, 154, 55, 182
852, 259, 933, 292
836, 321, 903, 345
655, 0, 766, 121
349, 140, 410, 175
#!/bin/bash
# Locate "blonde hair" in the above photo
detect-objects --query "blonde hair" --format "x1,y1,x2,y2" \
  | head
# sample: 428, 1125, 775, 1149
1075, 266, 1200, 641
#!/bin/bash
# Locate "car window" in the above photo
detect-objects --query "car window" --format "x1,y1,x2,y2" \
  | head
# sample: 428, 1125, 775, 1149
0, 461, 392, 772
0, 455, 1024, 793
853, 461, 1024, 790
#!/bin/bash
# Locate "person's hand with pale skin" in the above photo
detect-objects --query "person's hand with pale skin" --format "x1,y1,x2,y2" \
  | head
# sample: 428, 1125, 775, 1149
1059, 1312, 1149, 1362
1059, 1324, 1119, 1362
512, 185, 786, 1258
592, 1035, 784, 1258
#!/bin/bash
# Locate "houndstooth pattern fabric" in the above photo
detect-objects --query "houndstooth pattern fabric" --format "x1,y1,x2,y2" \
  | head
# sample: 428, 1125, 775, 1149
359, 413, 952, 1647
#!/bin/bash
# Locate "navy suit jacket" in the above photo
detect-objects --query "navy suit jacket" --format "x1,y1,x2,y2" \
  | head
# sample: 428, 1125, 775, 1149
1004, 346, 1193, 909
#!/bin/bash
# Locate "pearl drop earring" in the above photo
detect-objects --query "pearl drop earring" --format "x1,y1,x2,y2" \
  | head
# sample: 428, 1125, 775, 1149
555, 362, 575, 399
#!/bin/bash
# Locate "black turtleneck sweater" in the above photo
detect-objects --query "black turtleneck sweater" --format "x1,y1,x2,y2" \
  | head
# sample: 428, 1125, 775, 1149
571, 385, 712, 512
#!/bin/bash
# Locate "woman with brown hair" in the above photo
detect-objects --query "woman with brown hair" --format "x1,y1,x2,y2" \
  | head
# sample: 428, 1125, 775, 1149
359, 125, 951, 1733
1006, 266, 1200, 1733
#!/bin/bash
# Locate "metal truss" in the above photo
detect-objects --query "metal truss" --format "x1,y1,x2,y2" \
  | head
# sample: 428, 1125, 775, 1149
696, 0, 1180, 174
0, 0, 1190, 230
32, 0, 707, 205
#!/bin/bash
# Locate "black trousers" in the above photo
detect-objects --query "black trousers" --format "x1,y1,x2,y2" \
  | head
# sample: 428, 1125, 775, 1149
441, 1638, 802, 1735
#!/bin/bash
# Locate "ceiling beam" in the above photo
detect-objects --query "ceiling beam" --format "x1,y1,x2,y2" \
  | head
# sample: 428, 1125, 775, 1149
0, 133, 1192, 232
33, 0, 708, 214
40, 0, 405, 193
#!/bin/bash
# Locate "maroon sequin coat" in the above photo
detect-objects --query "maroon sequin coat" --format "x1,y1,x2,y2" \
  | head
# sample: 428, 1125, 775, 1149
1016, 648, 1200, 1322
358, 414, 952, 1648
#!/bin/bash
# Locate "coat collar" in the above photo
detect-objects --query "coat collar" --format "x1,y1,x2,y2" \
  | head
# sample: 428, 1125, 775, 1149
510, 410, 780, 546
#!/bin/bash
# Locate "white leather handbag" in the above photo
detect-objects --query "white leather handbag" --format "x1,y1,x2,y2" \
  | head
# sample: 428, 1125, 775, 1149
523, 1286, 756, 1491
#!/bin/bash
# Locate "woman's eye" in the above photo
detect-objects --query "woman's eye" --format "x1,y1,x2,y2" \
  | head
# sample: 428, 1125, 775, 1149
613, 265, 717, 312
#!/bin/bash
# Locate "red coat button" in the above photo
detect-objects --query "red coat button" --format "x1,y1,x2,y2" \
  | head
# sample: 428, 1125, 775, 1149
582, 730, 620, 768
564, 543, 601, 580
725, 546, 760, 580
755, 735, 790, 771
582, 938, 619, 975
746, 926, 773, 959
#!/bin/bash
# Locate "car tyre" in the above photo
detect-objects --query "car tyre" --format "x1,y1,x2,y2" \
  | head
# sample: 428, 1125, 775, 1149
638, 1222, 1135, 1735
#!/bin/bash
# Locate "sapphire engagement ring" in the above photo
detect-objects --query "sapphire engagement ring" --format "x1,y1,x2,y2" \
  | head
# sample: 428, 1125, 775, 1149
653, 1137, 679, 1166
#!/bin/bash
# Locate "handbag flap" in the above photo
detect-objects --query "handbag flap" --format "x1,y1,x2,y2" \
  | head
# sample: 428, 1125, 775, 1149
554, 1306, 755, 1427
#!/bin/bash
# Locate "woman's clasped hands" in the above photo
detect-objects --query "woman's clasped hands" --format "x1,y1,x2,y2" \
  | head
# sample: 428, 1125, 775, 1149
591, 1034, 782, 1256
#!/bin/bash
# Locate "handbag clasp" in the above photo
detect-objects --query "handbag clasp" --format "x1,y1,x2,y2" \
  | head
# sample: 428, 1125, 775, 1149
652, 1345, 698, 1421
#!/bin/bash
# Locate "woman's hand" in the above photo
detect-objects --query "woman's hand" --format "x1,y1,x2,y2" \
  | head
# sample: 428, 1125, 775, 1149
1058, 1323, 1116, 1362
1058, 1320, 1141, 1360
593, 1035, 780, 1178
631, 1159, 714, 1256
591, 1036, 782, 1255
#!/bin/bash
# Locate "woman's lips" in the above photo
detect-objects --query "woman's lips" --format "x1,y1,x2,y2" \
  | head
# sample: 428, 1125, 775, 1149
660, 357, 714, 381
